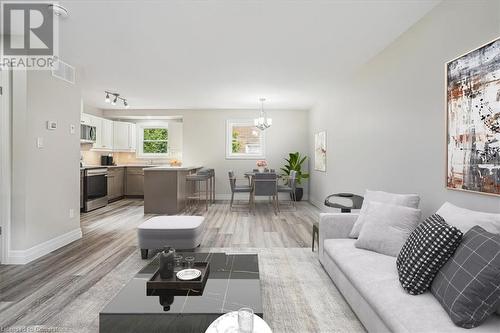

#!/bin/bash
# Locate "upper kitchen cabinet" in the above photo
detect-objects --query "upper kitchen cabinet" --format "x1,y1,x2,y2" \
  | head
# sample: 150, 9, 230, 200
81, 113, 92, 125
83, 114, 113, 151
129, 123, 136, 150
113, 121, 136, 152
81, 113, 136, 152
101, 119, 114, 150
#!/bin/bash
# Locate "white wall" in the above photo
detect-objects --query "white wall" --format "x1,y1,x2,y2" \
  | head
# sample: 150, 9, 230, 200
10, 70, 82, 262
104, 108, 310, 198
309, 0, 500, 216
83, 103, 103, 117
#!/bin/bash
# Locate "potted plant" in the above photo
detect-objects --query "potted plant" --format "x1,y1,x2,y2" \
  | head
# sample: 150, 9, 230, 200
280, 152, 309, 201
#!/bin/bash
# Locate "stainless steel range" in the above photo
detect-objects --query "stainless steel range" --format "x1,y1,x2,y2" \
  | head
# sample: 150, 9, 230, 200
83, 168, 108, 212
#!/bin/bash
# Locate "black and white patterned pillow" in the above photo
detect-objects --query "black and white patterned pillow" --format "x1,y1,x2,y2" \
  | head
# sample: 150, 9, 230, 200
396, 214, 462, 295
431, 226, 500, 328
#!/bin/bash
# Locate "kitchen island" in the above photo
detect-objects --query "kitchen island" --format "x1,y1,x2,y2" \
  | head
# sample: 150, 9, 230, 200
143, 166, 202, 214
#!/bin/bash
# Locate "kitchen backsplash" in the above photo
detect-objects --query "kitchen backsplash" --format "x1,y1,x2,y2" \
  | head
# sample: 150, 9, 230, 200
81, 150, 173, 166
113, 152, 171, 165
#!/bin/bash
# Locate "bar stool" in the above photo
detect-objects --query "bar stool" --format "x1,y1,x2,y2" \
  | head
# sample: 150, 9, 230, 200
197, 168, 216, 204
186, 172, 211, 211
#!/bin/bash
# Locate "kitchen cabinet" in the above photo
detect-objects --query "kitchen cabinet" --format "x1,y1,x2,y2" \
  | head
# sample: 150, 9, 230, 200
125, 167, 144, 196
113, 121, 136, 151
107, 167, 125, 201
80, 113, 113, 151
81, 113, 91, 125
101, 119, 114, 150
129, 123, 136, 150
81, 113, 136, 152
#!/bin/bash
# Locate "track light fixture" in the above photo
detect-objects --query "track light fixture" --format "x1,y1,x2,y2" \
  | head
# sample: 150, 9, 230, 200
104, 91, 129, 109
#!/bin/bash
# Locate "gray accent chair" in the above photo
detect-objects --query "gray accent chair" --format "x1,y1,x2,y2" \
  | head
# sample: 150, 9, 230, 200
252, 172, 278, 214
278, 170, 297, 209
228, 171, 253, 211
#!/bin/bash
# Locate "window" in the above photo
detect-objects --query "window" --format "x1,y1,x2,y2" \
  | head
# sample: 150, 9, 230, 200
226, 119, 265, 159
137, 124, 168, 157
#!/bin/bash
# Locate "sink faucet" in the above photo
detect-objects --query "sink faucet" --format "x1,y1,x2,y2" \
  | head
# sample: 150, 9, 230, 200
148, 159, 153, 165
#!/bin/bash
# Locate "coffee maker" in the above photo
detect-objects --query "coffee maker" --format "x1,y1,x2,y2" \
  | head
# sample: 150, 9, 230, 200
101, 154, 114, 166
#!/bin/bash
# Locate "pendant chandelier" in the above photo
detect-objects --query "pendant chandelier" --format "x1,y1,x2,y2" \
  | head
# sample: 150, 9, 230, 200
254, 98, 272, 130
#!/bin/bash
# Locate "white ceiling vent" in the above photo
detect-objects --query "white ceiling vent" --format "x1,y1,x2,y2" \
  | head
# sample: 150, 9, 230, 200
52, 58, 75, 84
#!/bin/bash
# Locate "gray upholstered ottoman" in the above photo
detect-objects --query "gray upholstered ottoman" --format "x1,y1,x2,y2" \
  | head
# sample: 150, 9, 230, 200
137, 216, 205, 259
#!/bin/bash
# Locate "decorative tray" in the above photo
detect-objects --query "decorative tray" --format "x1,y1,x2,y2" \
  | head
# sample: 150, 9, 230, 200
146, 262, 210, 293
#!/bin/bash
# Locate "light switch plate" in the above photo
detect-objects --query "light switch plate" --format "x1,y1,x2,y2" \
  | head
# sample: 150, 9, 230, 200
37, 137, 44, 148
47, 121, 57, 130
70, 124, 76, 134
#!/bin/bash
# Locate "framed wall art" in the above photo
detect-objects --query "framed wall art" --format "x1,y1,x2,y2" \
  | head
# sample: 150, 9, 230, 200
314, 131, 327, 172
446, 37, 500, 196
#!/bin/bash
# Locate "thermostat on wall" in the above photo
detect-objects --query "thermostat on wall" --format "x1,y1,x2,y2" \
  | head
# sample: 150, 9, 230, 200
47, 121, 57, 130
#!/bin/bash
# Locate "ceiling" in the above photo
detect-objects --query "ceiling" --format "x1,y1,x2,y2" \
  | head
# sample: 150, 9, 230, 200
58, 0, 439, 110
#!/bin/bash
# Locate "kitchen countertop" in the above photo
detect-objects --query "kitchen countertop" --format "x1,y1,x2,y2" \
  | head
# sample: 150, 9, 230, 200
80, 164, 166, 171
143, 166, 202, 171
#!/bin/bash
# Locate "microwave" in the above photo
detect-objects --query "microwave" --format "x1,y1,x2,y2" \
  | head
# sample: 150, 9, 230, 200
81, 124, 96, 143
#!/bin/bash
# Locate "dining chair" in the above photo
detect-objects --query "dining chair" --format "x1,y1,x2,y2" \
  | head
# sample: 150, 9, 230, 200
278, 170, 297, 209
252, 172, 278, 214
228, 171, 253, 212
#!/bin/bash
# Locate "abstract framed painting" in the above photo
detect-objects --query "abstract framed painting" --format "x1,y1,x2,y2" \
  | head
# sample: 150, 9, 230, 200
446, 37, 500, 196
314, 131, 327, 172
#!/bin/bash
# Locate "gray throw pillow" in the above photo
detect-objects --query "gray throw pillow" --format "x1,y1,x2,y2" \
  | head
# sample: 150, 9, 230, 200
431, 226, 500, 328
355, 201, 421, 257
349, 190, 420, 238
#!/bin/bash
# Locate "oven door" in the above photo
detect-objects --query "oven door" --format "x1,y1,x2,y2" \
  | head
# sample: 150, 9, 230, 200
85, 168, 108, 200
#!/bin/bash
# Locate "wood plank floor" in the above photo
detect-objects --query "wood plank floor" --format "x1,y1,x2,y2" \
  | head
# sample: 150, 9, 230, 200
0, 199, 321, 330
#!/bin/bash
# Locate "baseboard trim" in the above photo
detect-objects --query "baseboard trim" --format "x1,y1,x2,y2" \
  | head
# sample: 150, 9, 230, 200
309, 197, 327, 212
7, 228, 82, 265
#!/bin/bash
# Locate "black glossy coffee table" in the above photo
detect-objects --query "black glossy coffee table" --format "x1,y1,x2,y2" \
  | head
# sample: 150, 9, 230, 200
99, 252, 262, 333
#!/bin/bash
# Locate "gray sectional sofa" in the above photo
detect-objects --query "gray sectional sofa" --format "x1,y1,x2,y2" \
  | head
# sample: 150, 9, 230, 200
318, 212, 500, 333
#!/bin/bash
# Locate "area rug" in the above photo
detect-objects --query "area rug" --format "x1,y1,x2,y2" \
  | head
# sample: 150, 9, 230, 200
11, 248, 365, 333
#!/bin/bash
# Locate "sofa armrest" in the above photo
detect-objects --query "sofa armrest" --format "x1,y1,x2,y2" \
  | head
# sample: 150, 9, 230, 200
319, 213, 358, 262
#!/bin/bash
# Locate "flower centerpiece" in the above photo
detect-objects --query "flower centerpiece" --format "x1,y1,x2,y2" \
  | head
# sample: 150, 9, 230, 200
169, 159, 182, 167
256, 160, 268, 173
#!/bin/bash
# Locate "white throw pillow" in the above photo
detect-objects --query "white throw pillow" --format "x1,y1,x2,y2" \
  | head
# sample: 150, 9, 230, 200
436, 202, 500, 234
349, 190, 420, 238
355, 201, 422, 257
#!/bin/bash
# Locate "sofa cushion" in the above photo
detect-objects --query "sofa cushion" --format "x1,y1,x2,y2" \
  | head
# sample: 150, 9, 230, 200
397, 214, 463, 295
431, 226, 500, 328
436, 202, 500, 234
323, 238, 500, 332
349, 190, 420, 238
355, 202, 421, 257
